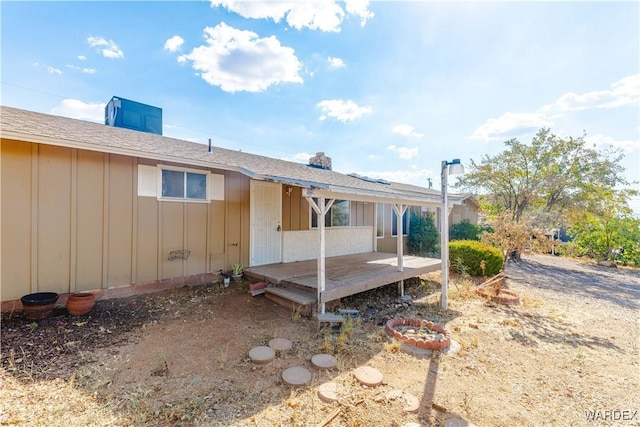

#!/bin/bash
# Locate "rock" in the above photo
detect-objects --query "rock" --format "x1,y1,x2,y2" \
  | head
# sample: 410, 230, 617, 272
597, 260, 617, 268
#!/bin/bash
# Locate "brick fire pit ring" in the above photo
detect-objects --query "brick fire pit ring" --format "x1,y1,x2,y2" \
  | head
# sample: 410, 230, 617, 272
385, 317, 451, 350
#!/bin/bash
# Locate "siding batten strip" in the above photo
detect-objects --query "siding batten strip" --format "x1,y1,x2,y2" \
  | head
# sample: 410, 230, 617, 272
102, 154, 110, 288
69, 149, 78, 292
131, 158, 138, 285
30, 144, 39, 293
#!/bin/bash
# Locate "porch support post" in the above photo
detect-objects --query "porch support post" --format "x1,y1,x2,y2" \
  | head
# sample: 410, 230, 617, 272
305, 196, 334, 315
392, 203, 408, 297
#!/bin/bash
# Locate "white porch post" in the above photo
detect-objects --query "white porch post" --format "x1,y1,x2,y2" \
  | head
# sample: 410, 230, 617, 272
393, 203, 408, 297
440, 159, 464, 310
305, 196, 334, 315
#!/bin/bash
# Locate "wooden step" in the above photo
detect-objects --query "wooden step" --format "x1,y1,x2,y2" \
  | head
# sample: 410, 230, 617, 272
265, 286, 315, 317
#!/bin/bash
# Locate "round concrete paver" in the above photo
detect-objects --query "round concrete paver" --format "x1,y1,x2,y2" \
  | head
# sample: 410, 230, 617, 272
444, 417, 476, 427
249, 346, 275, 364
311, 353, 337, 370
282, 366, 312, 386
386, 389, 420, 413
317, 381, 348, 403
354, 366, 383, 387
269, 337, 293, 351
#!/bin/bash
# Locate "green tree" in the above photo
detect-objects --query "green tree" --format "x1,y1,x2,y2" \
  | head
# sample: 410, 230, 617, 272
456, 128, 633, 226
568, 208, 640, 266
408, 211, 439, 256
450, 219, 482, 241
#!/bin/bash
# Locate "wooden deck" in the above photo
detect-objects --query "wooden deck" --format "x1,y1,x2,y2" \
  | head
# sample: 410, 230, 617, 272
245, 252, 441, 305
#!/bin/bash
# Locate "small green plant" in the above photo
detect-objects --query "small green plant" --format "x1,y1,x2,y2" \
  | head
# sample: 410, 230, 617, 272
232, 263, 243, 276
28, 322, 38, 331
452, 257, 470, 278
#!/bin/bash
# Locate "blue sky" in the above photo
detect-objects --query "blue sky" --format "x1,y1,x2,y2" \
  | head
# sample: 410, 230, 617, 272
2, 1, 639, 212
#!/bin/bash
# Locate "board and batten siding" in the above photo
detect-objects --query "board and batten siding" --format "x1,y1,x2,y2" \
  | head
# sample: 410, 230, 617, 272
0, 139, 243, 302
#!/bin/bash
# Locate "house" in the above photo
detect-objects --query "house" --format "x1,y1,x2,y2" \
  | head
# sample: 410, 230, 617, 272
0, 105, 478, 312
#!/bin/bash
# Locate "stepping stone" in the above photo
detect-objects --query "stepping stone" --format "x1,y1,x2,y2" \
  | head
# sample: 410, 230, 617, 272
311, 353, 337, 370
249, 346, 275, 364
386, 389, 420, 413
317, 381, 348, 403
282, 366, 312, 386
354, 366, 383, 387
269, 337, 293, 351
444, 418, 476, 427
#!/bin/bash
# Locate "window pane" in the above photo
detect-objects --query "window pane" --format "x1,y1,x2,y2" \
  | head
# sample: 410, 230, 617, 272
186, 172, 207, 199
331, 200, 350, 226
376, 203, 384, 237
162, 170, 184, 198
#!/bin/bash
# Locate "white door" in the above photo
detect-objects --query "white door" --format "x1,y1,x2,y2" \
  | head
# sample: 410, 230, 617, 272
250, 181, 282, 266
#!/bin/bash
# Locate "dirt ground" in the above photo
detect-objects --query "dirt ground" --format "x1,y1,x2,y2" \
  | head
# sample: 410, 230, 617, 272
1, 254, 639, 426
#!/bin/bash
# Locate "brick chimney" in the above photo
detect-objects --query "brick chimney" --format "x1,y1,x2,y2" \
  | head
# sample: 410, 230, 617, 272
309, 152, 332, 170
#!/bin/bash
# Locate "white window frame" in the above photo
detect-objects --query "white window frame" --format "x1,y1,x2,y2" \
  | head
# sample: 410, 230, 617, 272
391, 208, 410, 237
376, 203, 384, 238
136, 164, 224, 202
310, 198, 351, 228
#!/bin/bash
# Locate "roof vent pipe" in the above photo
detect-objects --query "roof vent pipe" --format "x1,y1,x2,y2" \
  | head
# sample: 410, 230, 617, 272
208, 138, 212, 153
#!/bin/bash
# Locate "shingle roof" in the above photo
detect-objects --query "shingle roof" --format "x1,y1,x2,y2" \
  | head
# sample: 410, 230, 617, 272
0, 106, 471, 205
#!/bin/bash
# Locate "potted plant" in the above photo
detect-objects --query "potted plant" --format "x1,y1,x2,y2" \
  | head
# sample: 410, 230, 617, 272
231, 263, 244, 282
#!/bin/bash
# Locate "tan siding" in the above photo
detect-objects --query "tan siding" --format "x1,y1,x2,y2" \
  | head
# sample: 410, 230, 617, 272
363, 202, 374, 227
37, 145, 71, 294
161, 202, 185, 279
136, 196, 158, 282
1, 140, 33, 300
282, 186, 292, 231
186, 203, 207, 276
209, 200, 225, 272
75, 150, 105, 291
106, 155, 134, 286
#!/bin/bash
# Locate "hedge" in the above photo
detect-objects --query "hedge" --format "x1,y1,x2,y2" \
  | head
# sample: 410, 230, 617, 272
449, 240, 503, 276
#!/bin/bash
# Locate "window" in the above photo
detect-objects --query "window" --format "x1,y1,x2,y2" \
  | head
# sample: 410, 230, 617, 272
137, 165, 225, 201
311, 199, 350, 227
392, 209, 410, 236
161, 169, 207, 200
376, 203, 384, 237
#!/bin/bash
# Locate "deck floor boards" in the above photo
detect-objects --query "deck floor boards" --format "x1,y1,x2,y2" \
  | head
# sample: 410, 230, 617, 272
245, 252, 441, 305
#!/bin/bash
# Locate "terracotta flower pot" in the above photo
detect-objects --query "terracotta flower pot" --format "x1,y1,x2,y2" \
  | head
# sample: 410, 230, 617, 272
21, 292, 59, 321
66, 292, 96, 316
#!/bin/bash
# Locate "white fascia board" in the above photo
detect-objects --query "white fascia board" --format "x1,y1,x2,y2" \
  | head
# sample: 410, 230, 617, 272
303, 187, 442, 208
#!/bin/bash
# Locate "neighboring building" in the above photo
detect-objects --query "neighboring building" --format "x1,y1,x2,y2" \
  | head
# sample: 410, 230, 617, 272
0, 106, 477, 305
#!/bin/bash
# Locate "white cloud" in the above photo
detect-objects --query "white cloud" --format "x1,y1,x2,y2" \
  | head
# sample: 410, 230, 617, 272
388, 144, 419, 160
344, 0, 374, 26
87, 36, 124, 59
179, 22, 302, 93
328, 56, 345, 68
474, 74, 640, 142
210, 0, 372, 32
392, 124, 424, 138
164, 35, 185, 52
77, 55, 86, 61
66, 64, 97, 74
51, 99, 105, 122
317, 99, 372, 122
47, 66, 62, 75
288, 152, 315, 164
471, 111, 553, 142
361, 168, 433, 187
585, 134, 640, 153
552, 74, 639, 112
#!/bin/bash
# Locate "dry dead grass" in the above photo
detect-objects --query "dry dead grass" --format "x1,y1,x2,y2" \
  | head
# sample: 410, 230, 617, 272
0, 369, 130, 426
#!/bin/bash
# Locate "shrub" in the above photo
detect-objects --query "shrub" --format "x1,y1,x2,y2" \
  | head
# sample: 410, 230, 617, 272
449, 240, 503, 276
450, 219, 482, 241
408, 211, 439, 256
